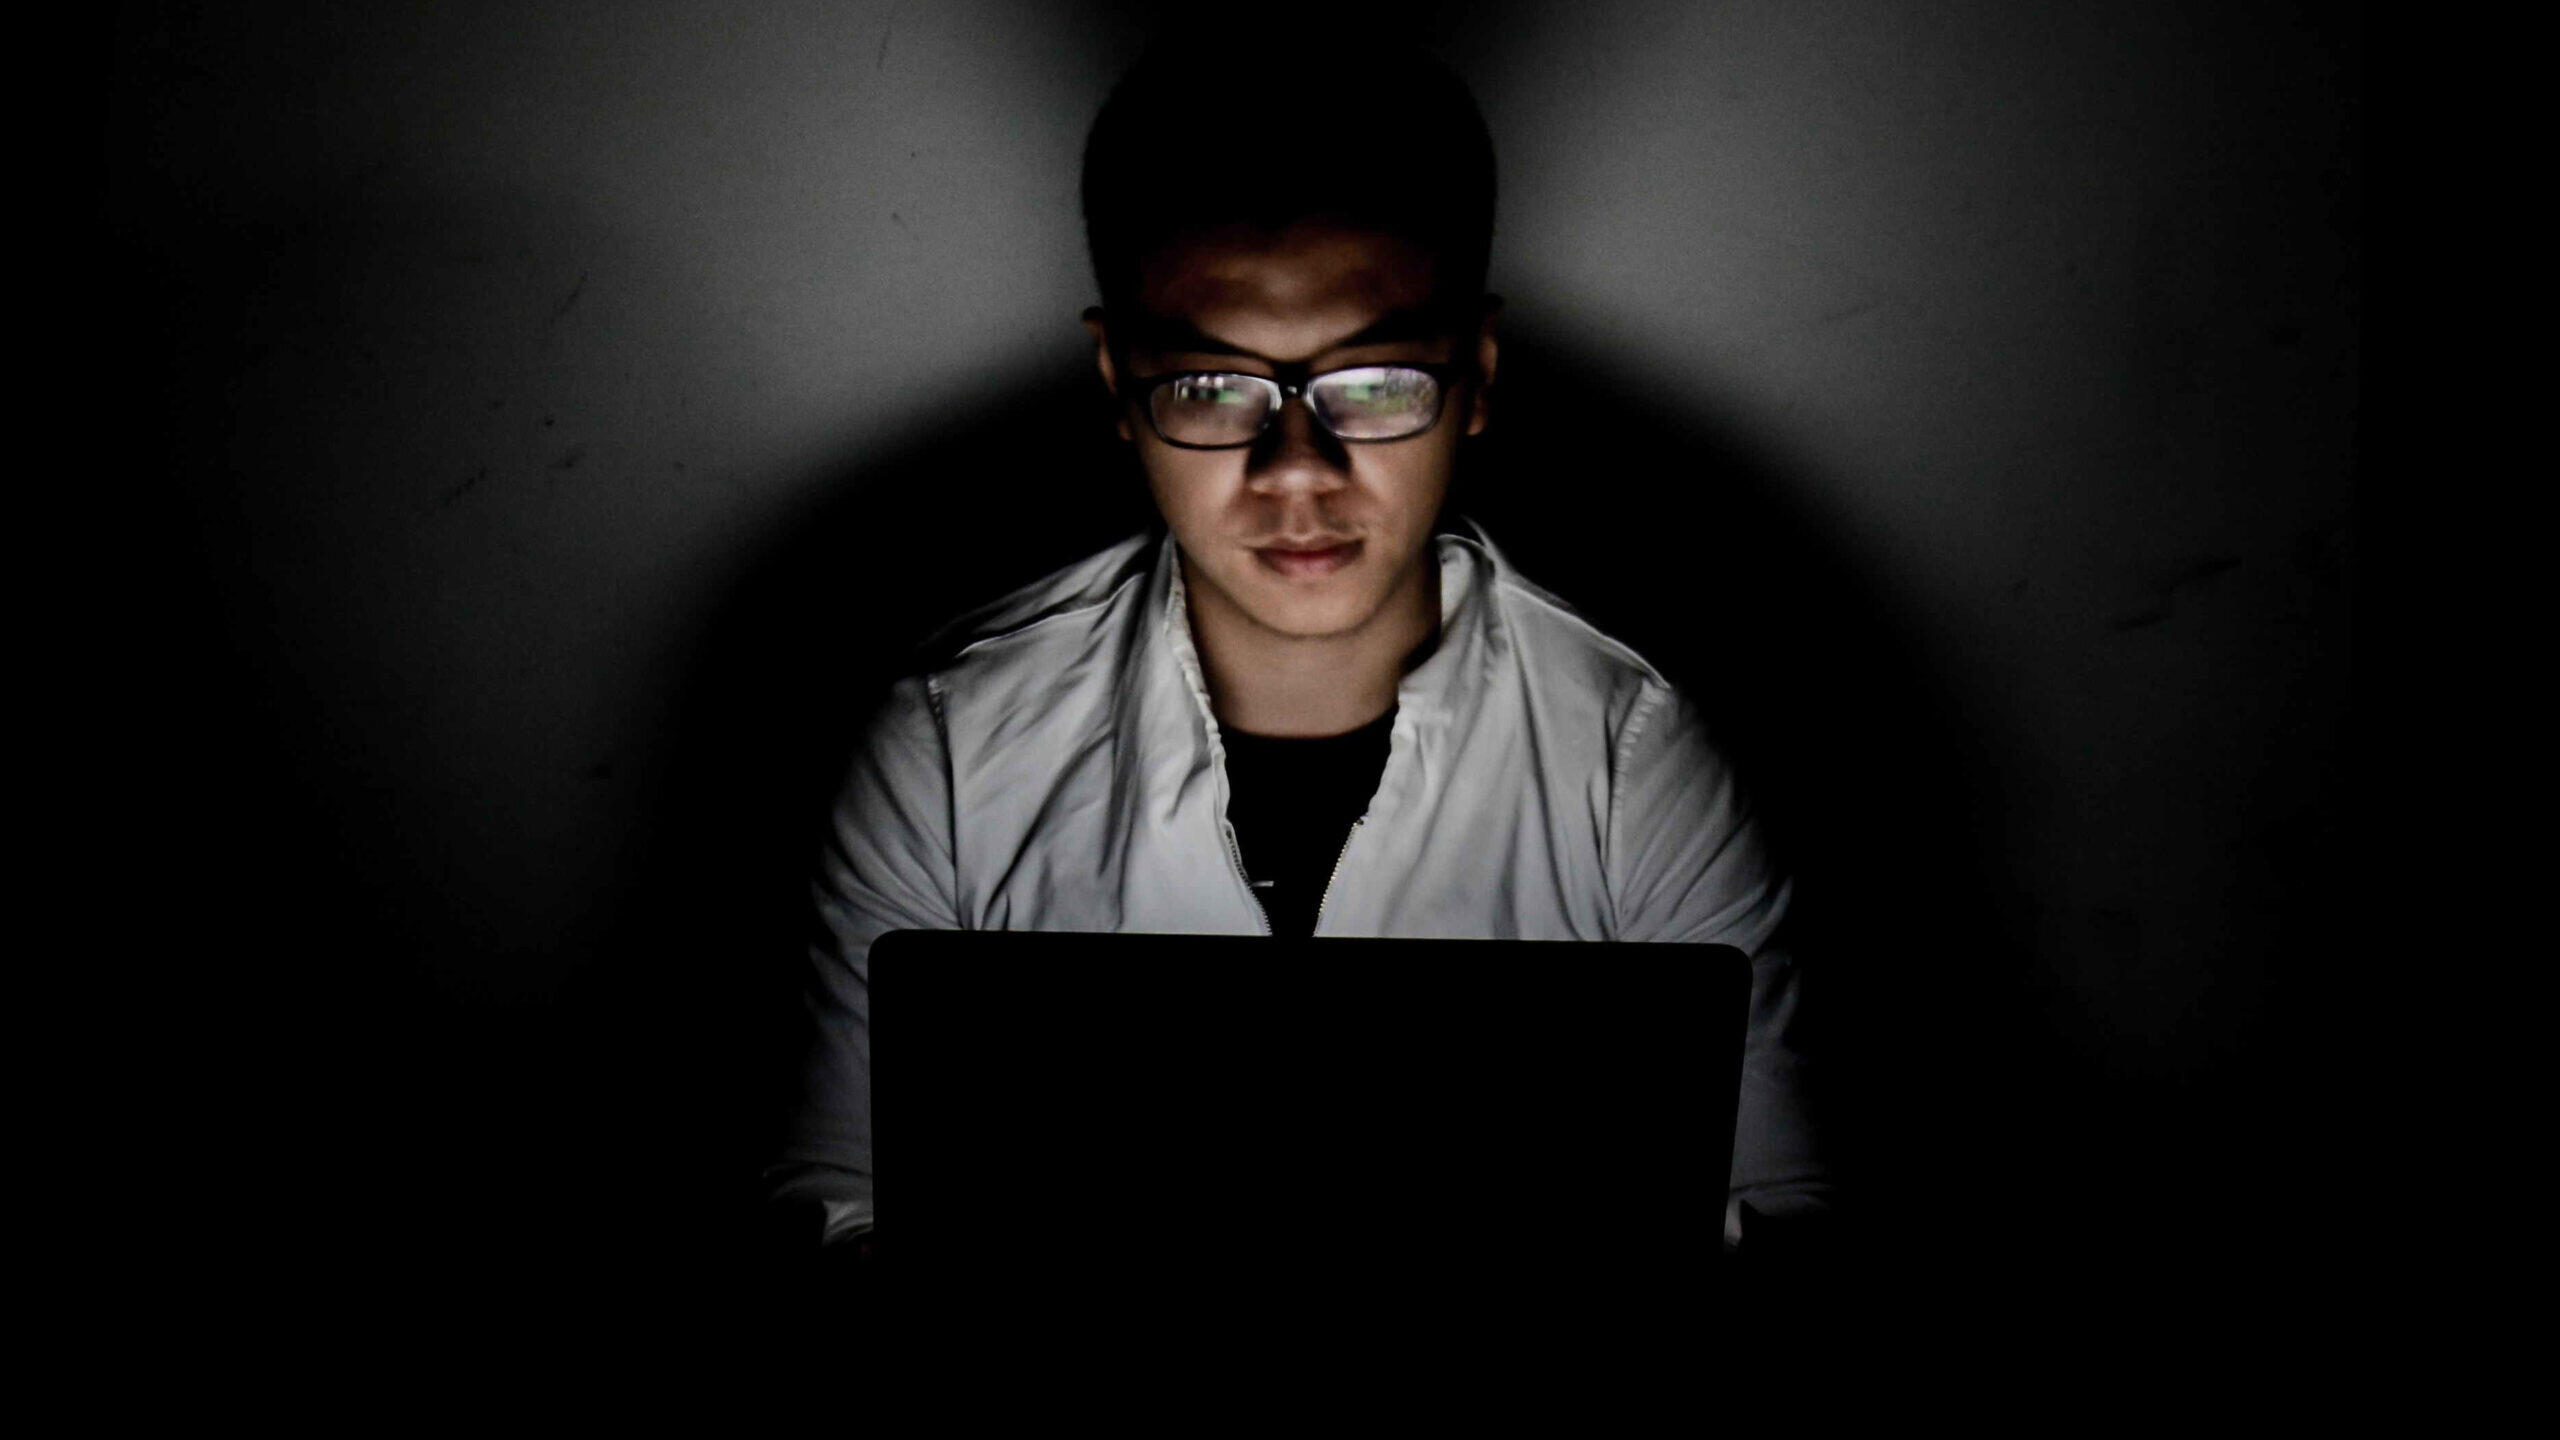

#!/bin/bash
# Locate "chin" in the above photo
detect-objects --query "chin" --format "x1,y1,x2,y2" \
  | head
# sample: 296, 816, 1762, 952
1244, 587, 1378, 640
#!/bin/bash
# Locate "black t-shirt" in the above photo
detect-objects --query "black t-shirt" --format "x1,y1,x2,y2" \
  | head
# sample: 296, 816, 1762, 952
1220, 707, 1396, 938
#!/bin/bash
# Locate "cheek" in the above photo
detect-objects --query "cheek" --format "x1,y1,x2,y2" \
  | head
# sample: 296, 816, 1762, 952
1364, 441, 1459, 518
1141, 450, 1236, 528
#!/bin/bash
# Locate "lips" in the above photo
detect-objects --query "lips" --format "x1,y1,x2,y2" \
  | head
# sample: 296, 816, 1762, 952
1253, 539, 1362, 578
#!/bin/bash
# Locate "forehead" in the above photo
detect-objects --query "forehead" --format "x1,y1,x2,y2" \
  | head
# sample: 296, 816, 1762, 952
1129, 221, 1444, 361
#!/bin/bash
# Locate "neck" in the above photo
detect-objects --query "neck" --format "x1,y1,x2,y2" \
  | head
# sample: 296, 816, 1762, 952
1183, 552, 1439, 738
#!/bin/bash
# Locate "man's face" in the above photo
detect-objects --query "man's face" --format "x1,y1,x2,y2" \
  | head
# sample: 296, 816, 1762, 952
1090, 221, 1496, 644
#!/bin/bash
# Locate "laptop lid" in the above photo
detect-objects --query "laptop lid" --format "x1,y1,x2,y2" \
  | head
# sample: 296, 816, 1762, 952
869, 931, 1748, 1313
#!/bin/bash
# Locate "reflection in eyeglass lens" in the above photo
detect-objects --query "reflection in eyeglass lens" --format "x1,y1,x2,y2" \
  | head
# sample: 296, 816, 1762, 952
1170, 376, 1260, 407
1151, 366, 1444, 445
1314, 367, 1440, 440
1157, 374, 1271, 445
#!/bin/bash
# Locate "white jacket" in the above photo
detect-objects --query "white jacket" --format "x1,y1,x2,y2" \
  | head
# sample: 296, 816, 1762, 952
774, 521, 1831, 1242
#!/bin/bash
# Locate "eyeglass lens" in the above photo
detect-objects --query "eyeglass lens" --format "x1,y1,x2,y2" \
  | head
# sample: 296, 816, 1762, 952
1150, 366, 1444, 447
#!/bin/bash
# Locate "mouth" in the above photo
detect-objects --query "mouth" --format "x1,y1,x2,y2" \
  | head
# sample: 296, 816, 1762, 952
1253, 539, 1362, 579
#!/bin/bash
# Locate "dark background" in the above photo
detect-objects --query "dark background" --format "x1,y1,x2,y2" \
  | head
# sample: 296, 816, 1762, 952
92, 0, 2355, 1341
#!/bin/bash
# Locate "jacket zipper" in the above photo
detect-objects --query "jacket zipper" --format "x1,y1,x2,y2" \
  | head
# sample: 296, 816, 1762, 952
1221, 818, 1273, 936
1309, 818, 1364, 937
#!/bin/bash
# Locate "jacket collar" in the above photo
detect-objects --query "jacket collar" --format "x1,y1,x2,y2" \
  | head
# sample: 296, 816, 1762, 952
1142, 519, 1512, 786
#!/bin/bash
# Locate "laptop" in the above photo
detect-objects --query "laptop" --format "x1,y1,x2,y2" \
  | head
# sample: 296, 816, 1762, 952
870, 930, 1749, 1328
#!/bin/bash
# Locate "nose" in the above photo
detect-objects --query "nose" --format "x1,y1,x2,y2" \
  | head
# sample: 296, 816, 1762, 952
1244, 388, 1351, 497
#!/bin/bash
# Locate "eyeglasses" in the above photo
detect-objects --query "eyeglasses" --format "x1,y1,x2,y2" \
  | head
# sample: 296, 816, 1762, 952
1126, 363, 1455, 450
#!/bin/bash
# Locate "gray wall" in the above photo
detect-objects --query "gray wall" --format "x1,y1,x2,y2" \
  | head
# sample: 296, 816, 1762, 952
106, 0, 2355, 1313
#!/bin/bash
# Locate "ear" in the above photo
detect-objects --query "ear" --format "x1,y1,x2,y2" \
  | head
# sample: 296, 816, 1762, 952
1464, 294, 1502, 437
1084, 306, 1132, 442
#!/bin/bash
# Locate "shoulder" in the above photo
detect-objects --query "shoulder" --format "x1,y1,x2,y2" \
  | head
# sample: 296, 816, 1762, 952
902, 530, 1163, 732
914, 531, 1161, 673
1450, 521, 1680, 735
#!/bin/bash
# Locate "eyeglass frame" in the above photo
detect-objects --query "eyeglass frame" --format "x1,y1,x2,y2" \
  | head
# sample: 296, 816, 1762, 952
1118, 358, 1470, 451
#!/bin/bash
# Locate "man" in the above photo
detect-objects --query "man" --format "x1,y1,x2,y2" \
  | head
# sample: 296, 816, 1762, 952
768, 36, 1830, 1265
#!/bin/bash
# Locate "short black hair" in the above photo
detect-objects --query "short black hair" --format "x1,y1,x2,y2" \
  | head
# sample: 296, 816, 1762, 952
1081, 33, 1497, 317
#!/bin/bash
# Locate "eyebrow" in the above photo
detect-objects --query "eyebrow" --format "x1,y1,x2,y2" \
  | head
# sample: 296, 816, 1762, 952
1122, 307, 1457, 362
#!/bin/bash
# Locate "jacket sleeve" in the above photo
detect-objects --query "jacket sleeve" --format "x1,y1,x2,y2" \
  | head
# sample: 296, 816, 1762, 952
1607, 680, 1832, 1243
766, 673, 961, 1243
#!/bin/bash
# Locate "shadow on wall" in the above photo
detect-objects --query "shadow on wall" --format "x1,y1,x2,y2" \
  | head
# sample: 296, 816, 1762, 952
107, 146, 2034, 1305
100, 165, 750, 1312
86, 1, 2355, 1338
552, 326, 2028, 1301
